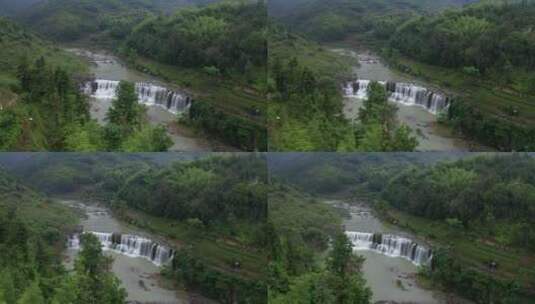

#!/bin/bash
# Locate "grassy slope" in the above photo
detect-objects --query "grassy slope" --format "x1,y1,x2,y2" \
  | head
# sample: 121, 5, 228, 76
269, 29, 355, 79
0, 17, 89, 150
17, 0, 267, 126
131, 55, 266, 126
382, 208, 535, 295
0, 18, 88, 88
269, 185, 343, 237
0, 168, 79, 253
389, 53, 535, 128
0, 153, 266, 283
117, 207, 265, 281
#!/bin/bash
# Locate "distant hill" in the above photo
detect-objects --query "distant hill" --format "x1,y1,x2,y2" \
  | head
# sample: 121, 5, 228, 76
0, 0, 41, 16
269, 0, 478, 41
12, 0, 220, 41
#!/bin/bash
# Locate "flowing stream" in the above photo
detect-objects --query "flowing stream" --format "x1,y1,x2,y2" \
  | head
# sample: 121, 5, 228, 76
327, 200, 442, 304
62, 199, 192, 304
331, 48, 486, 152
65, 48, 217, 152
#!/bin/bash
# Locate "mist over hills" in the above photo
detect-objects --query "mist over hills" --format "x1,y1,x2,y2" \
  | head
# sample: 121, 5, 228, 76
0, 0, 40, 15
0, 0, 219, 16
268, 0, 477, 17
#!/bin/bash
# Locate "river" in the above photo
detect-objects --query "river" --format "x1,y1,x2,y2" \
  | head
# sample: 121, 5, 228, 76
327, 200, 445, 304
331, 47, 487, 152
61, 199, 212, 304
65, 48, 226, 152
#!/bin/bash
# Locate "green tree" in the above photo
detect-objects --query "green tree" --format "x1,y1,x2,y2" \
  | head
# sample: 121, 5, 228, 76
17, 281, 45, 304
121, 125, 172, 152
327, 233, 354, 276
107, 81, 141, 128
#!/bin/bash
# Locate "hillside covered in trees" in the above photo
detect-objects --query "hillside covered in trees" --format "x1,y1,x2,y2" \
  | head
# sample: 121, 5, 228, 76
267, 184, 372, 303
389, 0, 535, 150
0, 166, 127, 303
269, 0, 476, 41
0, 153, 269, 303
269, 0, 535, 151
270, 153, 535, 303
0, 24, 173, 152
1, 0, 268, 151
268, 28, 419, 151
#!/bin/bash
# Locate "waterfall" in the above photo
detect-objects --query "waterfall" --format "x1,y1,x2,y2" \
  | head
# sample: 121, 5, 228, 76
344, 79, 371, 99
68, 232, 174, 266
344, 79, 450, 115
346, 231, 432, 266
84, 79, 192, 114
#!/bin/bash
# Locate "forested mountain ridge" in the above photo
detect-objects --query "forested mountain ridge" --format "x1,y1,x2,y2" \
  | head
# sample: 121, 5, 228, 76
11, 0, 220, 40
0, 0, 40, 15
0, 17, 92, 151
0, 16, 178, 152
123, 0, 268, 151
0, 153, 269, 303
388, 0, 535, 150
1, 0, 268, 152
270, 153, 535, 302
269, 0, 535, 151
0, 166, 127, 303
268, 0, 477, 41
267, 184, 372, 303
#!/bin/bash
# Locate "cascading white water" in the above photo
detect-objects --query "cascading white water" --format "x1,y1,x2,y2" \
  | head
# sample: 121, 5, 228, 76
84, 79, 192, 115
346, 231, 432, 266
344, 79, 450, 115
68, 232, 174, 266
344, 79, 371, 99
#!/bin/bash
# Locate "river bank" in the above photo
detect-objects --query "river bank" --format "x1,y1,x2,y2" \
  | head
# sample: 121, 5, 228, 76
325, 199, 474, 304
60, 198, 202, 304
65, 47, 236, 152
329, 43, 490, 152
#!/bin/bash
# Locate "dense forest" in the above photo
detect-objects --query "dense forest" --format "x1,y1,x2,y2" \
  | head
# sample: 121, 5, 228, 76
0, 16, 177, 151
268, 28, 419, 151
0, 0, 268, 151
380, 154, 535, 302
0, 166, 127, 303
270, 153, 535, 303
269, 0, 476, 42
14, 0, 218, 41
267, 184, 372, 303
0, 153, 268, 303
0, 54, 172, 150
269, 0, 535, 151
388, 0, 535, 150
123, 0, 268, 151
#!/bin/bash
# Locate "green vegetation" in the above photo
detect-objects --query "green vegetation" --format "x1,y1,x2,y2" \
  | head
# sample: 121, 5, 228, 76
0, 17, 88, 150
2, 0, 268, 151
384, 0, 535, 150
126, 1, 265, 79
378, 155, 535, 298
101, 154, 269, 303
1, 153, 268, 303
53, 234, 127, 303
0, 167, 126, 304
271, 153, 535, 302
269, 0, 474, 42
270, 0, 535, 151
1, 56, 91, 150
20, 0, 160, 42
268, 40, 418, 151
267, 185, 372, 303
3, 59, 173, 151
0, 17, 173, 152
123, 0, 268, 151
